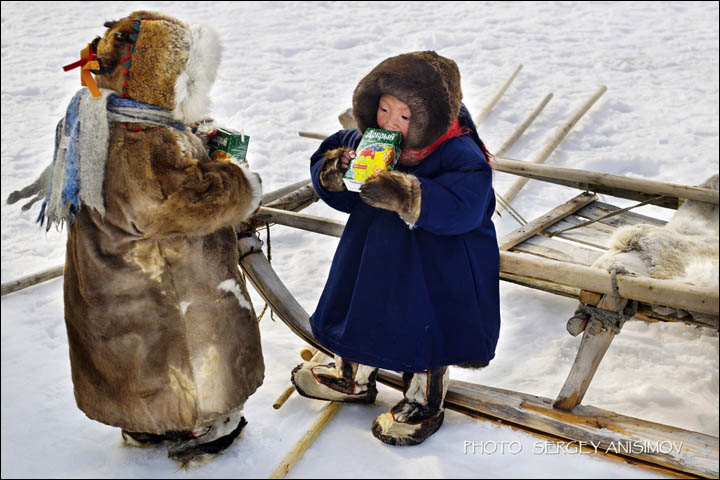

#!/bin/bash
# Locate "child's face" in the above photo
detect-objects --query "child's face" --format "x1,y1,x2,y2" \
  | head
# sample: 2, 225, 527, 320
376, 94, 411, 139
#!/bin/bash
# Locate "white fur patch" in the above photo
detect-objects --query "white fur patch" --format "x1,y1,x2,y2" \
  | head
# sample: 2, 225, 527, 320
173, 23, 222, 124
237, 165, 263, 221
179, 301, 191, 315
217, 279, 252, 310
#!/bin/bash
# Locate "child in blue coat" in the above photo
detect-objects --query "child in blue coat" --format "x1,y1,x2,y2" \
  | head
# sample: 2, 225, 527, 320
292, 51, 501, 446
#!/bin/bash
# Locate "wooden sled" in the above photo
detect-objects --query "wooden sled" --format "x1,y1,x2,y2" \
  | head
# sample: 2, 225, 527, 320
2, 68, 717, 478
238, 156, 718, 478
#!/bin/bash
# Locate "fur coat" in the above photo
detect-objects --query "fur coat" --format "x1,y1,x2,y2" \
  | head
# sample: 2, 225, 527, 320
309, 52, 501, 372
13, 11, 265, 434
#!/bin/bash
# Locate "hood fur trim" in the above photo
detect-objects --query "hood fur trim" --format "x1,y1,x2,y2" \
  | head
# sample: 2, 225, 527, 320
94, 11, 221, 124
173, 23, 222, 124
352, 51, 463, 150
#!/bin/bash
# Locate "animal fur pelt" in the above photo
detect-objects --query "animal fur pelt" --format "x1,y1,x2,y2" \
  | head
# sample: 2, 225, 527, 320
592, 174, 719, 320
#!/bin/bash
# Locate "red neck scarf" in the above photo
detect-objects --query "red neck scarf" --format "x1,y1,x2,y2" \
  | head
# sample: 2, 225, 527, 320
398, 119, 468, 166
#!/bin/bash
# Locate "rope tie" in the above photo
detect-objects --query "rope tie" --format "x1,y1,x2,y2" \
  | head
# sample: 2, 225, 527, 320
574, 269, 638, 334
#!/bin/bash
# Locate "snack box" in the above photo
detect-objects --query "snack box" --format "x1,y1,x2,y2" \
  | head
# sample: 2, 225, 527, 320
208, 127, 250, 166
343, 128, 402, 192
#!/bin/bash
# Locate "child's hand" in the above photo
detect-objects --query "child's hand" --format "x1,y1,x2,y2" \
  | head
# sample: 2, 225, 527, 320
360, 171, 422, 226
319, 148, 355, 192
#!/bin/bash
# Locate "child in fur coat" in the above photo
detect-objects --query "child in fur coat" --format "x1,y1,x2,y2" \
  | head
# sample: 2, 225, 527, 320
8, 11, 264, 466
291, 51, 501, 446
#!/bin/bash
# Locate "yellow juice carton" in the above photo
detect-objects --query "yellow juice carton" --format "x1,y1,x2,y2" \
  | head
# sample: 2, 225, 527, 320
343, 128, 402, 192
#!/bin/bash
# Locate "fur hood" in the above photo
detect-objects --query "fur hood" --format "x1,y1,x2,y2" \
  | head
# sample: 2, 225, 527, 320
352, 51, 463, 150
94, 11, 221, 124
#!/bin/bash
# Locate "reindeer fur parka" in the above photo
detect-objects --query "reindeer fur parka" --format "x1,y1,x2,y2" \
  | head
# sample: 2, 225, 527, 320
309, 52, 501, 372
59, 12, 263, 434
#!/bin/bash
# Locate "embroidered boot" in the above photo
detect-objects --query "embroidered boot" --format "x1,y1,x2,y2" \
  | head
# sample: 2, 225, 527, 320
291, 355, 378, 403
371, 366, 450, 446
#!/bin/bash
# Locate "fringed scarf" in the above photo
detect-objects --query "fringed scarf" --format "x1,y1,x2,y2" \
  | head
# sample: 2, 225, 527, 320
6, 88, 185, 231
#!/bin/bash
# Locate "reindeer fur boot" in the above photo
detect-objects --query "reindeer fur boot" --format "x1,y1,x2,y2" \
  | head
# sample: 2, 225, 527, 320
372, 366, 450, 446
291, 355, 378, 403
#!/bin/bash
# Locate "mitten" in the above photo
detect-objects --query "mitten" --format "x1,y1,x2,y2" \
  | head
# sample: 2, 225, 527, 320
318, 147, 353, 192
190, 118, 218, 150
359, 170, 422, 226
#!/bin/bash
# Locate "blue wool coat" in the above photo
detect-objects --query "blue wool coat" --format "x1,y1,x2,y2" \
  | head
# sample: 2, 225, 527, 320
310, 129, 501, 373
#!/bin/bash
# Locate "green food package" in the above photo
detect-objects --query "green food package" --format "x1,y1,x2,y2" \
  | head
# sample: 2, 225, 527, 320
342, 128, 402, 192
208, 127, 250, 166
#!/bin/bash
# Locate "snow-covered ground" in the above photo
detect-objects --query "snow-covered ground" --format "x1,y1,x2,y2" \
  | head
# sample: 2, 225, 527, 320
2, 1, 718, 478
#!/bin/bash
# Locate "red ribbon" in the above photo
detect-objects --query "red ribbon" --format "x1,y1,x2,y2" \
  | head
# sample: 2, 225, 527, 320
62, 43, 97, 71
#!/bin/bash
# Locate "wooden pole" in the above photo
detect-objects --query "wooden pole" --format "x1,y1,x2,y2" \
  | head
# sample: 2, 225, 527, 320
494, 93, 553, 157
494, 86, 607, 220
300, 346, 318, 361
1, 182, 319, 298
298, 131, 328, 140
1, 265, 64, 296
269, 401, 342, 478
492, 157, 718, 207
474, 64, 523, 125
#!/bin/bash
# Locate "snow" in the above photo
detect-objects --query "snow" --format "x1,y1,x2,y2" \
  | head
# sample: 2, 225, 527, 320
1, 1, 718, 478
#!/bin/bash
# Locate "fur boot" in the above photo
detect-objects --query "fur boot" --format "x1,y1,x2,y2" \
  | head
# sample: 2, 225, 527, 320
166, 413, 247, 467
291, 355, 378, 403
371, 366, 449, 446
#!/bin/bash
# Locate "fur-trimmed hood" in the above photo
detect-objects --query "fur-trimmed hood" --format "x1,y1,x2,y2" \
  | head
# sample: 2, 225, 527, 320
352, 51, 463, 150
93, 10, 221, 124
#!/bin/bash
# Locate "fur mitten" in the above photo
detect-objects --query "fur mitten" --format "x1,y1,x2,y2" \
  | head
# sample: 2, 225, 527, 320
319, 147, 352, 192
360, 171, 422, 226
190, 118, 219, 150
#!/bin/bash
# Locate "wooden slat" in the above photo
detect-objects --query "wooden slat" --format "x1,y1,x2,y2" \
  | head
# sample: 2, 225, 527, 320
513, 235, 604, 266
575, 201, 667, 228
500, 272, 581, 298
499, 192, 597, 250
545, 217, 614, 249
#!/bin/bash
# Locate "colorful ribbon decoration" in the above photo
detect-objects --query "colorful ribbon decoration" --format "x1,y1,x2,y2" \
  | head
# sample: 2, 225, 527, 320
62, 44, 101, 98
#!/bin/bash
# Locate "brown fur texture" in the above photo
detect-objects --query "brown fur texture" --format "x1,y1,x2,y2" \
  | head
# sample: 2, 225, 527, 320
360, 170, 422, 226
318, 147, 352, 192
62, 12, 264, 434
95, 12, 189, 110
352, 51, 462, 150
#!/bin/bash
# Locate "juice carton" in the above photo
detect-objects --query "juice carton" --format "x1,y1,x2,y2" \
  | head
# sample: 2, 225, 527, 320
208, 127, 250, 166
343, 128, 402, 192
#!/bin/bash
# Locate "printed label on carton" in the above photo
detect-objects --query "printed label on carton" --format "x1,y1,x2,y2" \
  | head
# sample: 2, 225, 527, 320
343, 128, 402, 192
209, 127, 250, 166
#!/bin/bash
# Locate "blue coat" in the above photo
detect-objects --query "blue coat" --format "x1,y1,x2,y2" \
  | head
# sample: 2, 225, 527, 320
310, 129, 501, 373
